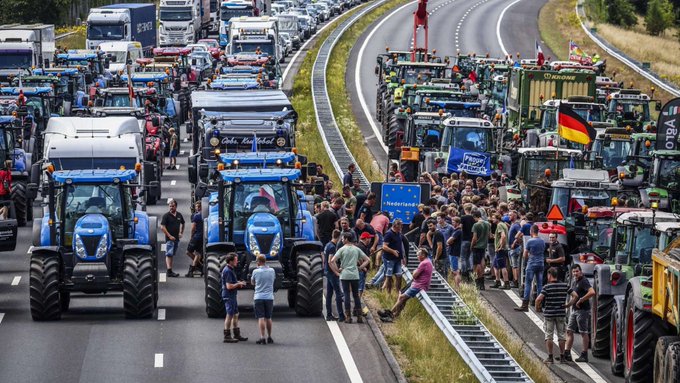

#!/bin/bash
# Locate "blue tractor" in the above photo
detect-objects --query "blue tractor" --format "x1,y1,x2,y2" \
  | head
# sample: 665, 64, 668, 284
200, 168, 323, 317
28, 169, 158, 320
0, 116, 38, 227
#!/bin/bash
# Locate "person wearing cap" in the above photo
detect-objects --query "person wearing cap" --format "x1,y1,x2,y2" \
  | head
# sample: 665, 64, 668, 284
330, 232, 370, 324
167, 127, 179, 170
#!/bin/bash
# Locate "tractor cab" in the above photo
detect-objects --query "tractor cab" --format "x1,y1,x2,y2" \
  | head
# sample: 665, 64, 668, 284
589, 127, 632, 177
549, 169, 619, 223
531, 97, 607, 149
606, 89, 659, 131
25, 68, 89, 114
641, 150, 680, 213
54, 50, 109, 82
0, 87, 54, 141
617, 132, 656, 187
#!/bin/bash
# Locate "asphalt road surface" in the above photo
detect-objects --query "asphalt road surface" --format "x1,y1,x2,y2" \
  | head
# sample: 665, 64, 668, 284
348, 0, 620, 382
0, 11, 398, 383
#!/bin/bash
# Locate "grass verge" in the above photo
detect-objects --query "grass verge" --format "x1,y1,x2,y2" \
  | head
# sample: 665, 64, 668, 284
56, 25, 86, 50
326, 0, 412, 182
365, 289, 477, 382
538, 0, 674, 103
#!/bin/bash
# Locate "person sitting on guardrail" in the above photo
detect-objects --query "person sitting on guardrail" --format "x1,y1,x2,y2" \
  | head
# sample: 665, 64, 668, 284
378, 247, 433, 322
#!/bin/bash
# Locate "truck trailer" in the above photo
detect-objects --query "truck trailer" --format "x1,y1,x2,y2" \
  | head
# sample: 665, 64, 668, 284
86, 4, 157, 55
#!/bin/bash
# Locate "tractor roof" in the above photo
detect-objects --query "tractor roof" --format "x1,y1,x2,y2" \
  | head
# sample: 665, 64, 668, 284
0, 86, 52, 96
442, 117, 494, 128
586, 207, 645, 219
517, 147, 583, 156
219, 151, 296, 165
617, 211, 680, 225
654, 221, 680, 233
45, 117, 141, 137
0, 116, 16, 125
32, 68, 80, 77
56, 52, 100, 61
52, 169, 138, 184
120, 72, 169, 83
218, 168, 301, 183
651, 150, 680, 157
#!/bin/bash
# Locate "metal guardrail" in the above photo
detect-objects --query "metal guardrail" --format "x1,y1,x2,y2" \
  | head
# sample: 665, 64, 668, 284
404, 243, 533, 383
56, 31, 78, 40
575, 0, 680, 97
311, 0, 390, 192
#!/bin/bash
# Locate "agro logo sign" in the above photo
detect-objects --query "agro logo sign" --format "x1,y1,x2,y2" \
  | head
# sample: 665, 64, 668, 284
657, 99, 680, 151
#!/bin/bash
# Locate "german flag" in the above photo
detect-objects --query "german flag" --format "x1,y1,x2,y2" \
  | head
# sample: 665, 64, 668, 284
558, 103, 596, 145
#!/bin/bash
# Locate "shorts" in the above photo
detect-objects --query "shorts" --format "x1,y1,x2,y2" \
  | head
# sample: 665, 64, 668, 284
187, 238, 203, 254
449, 255, 459, 272
404, 286, 421, 298
170, 149, 178, 158
254, 299, 274, 319
544, 317, 566, 341
567, 309, 590, 334
165, 240, 180, 257
383, 258, 403, 277
493, 249, 508, 269
509, 247, 522, 268
472, 247, 486, 265
224, 296, 239, 316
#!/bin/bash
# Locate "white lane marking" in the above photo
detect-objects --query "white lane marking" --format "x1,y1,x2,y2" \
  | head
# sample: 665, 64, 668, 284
183, 138, 188, 143
166, 198, 172, 204
11, 276, 21, 286
27, 246, 34, 254
503, 290, 608, 383
327, 320, 363, 382
282, 16, 341, 83
170, 180, 176, 186
159, 273, 167, 283
180, 150, 185, 155
158, 308, 166, 321
175, 165, 180, 170
496, 0, 522, 56
355, 1, 417, 155
154, 353, 164, 368
0, 313, 4, 325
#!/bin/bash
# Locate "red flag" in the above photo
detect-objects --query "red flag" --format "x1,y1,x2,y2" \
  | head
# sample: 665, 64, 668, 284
535, 40, 545, 66
468, 70, 477, 83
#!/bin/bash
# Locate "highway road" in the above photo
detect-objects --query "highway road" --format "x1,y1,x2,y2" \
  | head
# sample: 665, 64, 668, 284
347, 1, 621, 382
0, 8, 399, 383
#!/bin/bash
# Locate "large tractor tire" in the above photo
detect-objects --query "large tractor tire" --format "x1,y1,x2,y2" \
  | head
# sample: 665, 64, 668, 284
623, 288, 663, 383
123, 252, 155, 319
611, 301, 625, 375
205, 252, 226, 318
592, 276, 614, 357
11, 180, 28, 227
295, 251, 323, 317
654, 336, 680, 383
29, 254, 62, 321
387, 118, 403, 160
662, 342, 680, 383
59, 291, 70, 312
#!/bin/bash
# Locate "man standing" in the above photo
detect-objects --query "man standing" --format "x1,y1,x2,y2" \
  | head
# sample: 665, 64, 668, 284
185, 200, 204, 277
382, 219, 405, 295
251, 254, 276, 345
460, 204, 475, 282
426, 220, 447, 276
343, 163, 356, 187
447, 217, 462, 288
470, 209, 490, 290
324, 230, 344, 321
491, 213, 510, 289
161, 199, 185, 277
330, 233, 370, 324
515, 225, 545, 312
536, 267, 578, 364
315, 201, 338, 246
564, 264, 596, 363
378, 248, 433, 322
508, 211, 522, 288
358, 192, 376, 223
167, 127, 179, 170
546, 233, 566, 281
222, 253, 248, 343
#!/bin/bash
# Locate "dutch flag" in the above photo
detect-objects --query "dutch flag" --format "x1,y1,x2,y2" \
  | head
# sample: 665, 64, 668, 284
535, 40, 545, 66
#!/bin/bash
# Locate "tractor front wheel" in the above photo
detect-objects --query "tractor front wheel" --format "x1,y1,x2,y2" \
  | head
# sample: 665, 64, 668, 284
610, 300, 624, 375
205, 252, 226, 318
11, 180, 28, 227
29, 253, 62, 321
123, 252, 155, 319
295, 251, 323, 317
623, 288, 662, 383
592, 276, 613, 357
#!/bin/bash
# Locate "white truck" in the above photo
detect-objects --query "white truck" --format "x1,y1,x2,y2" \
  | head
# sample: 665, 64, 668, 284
228, 16, 282, 63
42, 116, 162, 204
275, 13, 301, 49
86, 4, 157, 55
0, 24, 55, 70
159, 0, 211, 47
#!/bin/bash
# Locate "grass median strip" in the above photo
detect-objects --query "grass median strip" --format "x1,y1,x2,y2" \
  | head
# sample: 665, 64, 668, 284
326, 0, 412, 182
538, 0, 674, 103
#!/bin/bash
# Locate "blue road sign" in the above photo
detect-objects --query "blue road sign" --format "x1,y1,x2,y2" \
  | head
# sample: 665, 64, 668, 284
380, 183, 421, 224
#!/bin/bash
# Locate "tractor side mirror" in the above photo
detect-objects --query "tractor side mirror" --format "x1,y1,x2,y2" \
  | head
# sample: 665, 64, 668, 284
306, 162, 317, 176
95, 98, 104, 107
656, 101, 662, 112
297, 155, 308, 165
195, 182, 208, 200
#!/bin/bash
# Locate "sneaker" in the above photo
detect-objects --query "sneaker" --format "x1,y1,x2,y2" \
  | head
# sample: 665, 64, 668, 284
501, 283, 511, 290
490, 281, 501, 289
267, 337, 274, 344
377, 309, 392, 318
167, 270, 179, 277
326, 315, 338, 321
256, 338, 267, 345
562, 351, 573, 362
379, 315, 393, 323
543, 355, 554, 365
575, 353, 588, 363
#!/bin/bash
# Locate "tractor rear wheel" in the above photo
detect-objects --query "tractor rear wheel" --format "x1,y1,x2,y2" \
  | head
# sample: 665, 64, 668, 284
623, 288, 663, 383
123, 252, 155, 319
611, 300, 624, 375
387, 117, 403, 160
295, 251, 323, 316
592, 276, 613, 357
663, 342, 680, 383
11, 180, 28, 227
29, 253, 61, 321
205, 252, 226, 318
654, 336, 680, 383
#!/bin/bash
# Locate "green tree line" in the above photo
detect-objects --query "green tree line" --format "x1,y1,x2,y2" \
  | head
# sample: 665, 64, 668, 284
0, 0, 154, 26
586, 0, 680, 36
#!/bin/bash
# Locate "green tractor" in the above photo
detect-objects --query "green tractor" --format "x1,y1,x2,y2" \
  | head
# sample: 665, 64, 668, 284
605, 89, 660, 131
616, 132, 655, 188
640, 150, 680, 213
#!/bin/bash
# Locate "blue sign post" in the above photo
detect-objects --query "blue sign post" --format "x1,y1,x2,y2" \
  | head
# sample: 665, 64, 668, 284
380, 183, 421, 224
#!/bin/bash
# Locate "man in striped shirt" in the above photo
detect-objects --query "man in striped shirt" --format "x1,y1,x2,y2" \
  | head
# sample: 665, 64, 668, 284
535, 267, 578, 364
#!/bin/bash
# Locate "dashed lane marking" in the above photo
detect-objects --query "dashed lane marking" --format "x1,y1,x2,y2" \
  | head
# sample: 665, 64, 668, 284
159, 273, 167, 283
11, 276, 21, 286
170, 180, 176, 186
158, 308, 166, 321
154, 353, 164, 368
27, 246, 33, 254
0, 313, 4, 325
179, 150, 185, 155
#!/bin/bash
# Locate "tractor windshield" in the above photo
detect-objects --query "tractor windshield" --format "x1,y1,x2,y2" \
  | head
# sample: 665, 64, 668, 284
0, 128, 14, 161
442, 126, 491, 153
655, 157, 680, 192
522, 157, 583, 185
588, 220, 613, 256
551, 187, 612, 215
229, 182, 295, 235
104, 94, 140, 108
591, 139, 631, 169
609, 99, 650, 122
617, 226, 656, 264
58, 184, 127, 246
401, 67, 437, 84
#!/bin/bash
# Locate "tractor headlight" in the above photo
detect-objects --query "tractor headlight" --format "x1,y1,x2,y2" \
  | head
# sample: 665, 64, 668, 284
210, 136, 220, 147
75, 235, 87, 259
249, 232, 260, 254
95, 234, 108, 259
269, 233, 281, 257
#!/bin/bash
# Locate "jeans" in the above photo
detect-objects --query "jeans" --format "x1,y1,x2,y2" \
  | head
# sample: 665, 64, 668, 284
460, 241, 472, 273
341, 279, 361, 313
358, 270, 366, 292
523, 262, 544, 301
370, 263, 385, 287
325, 271, 344, 319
